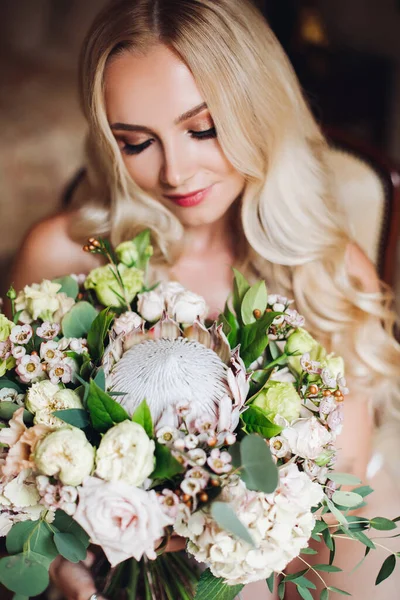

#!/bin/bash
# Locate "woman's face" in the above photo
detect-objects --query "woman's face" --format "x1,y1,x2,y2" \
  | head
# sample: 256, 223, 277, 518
104, 44, 245, 227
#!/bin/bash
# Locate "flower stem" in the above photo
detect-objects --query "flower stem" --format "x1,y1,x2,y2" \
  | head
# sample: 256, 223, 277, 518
297, 555, 328, 588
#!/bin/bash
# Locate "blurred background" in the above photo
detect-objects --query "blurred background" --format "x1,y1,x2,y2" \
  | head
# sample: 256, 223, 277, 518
0, 0, 399, 312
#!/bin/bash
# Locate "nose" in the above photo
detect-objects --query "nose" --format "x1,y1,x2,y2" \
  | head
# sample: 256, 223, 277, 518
159, 140, 195, 188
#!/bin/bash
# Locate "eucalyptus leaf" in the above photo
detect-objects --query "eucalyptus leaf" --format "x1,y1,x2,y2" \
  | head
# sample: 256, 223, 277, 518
52, 408, 90, 429
301, 547, 318, 555
87, 379, 129, 432
352, 531, 376, 550
266, 573, 275, 593
194, 568, 243, 600
320, 589, 329, 600
211, 502, 255, 546
352, 485, 374, 498
313, 564, 342, 573
53, 532, 87, 563
52, 276, 79, 300
53, 510, 90, 548
0, 553, 49, 596
131, 399, 153, 438
0, 379, 24, 393
93, 367, 106, 391
370, 517, 397, 531
61, 302, 98, 338
327, 586, 351, 596
332, 491, 363, 508
328, 472, 362, 486
326, 498, 348, 527
376, 555, 396, 585
297, 586, 314, 600
0, 402, 32, 423
6, 521, 38, 554
239, 434, 279, 494
241, 281, 268, 325
278, 582, 285, 600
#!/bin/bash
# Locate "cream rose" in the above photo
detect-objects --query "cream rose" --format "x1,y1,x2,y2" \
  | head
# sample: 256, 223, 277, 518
168, 290, 208, 324
95, 420, 155, 486
281, 417, 332, 460
137, 290, 165, 322
73, 476, 172, 566
15, 280, 75, 324
34, 427, 95, 486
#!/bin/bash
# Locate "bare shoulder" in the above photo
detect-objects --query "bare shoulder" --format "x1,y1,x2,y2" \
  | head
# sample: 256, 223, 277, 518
9, 212, 100, 291
345, 241, 380, 293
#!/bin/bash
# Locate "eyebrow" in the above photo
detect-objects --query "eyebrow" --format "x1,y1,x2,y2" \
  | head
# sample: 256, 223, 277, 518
110, 101, 208, 132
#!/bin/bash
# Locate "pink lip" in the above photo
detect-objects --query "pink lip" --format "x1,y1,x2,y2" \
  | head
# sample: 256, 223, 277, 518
164, 185, 213, 207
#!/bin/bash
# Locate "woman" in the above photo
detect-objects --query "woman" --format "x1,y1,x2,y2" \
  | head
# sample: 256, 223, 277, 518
9, 0, 400, 598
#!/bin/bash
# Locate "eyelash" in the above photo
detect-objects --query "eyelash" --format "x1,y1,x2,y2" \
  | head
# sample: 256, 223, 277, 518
122, 126, 217, 156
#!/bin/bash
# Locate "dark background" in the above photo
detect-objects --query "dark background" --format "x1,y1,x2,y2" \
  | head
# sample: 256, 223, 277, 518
0, 0, 399, 301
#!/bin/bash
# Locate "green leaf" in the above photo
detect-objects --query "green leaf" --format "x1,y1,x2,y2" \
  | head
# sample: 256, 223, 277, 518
61, 302, 98, 338
0, 402, 32, 423
151, 442, 184, 480
232, 268, 250, 322
352, 531, 376, 550
345, 515, 370, 531
376, 555, 396, 585
6, 521, 38, 554
326, 498, 348, 527
132, 229, 153, 271
293, 577, 316, 590
221, 300, 239, 347
278, 582, 285, 600
0, 379, 24, 393
301, 547, 318, 555
296, 585, 314, 600
93, 367, 106, 391
327, 586, 351, 596
266, 573, 275, 593
239, 434, 279, 494
87, 379, 129, 432
12, 595, 29, 600
320, 589, 329, 600
0, 553, 49, 596
313, 520, 328, 534
241, 281, 268, 325
240, 311, 277, 367
370, 517, 397, 531
322, 527, 334, 551
87, 308, 114, 362
241, 405, 283, 438
314, 564, 342, 573
52, 510, 90, 548
194, 568, 243, 600
332, 490, 363, 508
52, 276, 79, 300
132, 399, 154, 438
328, 472, 362, 486
52, 408, 90, 429
352, 485, 374, 498
211, 502, 255, 546
53, 532, 87, 563
284, 569, 308, 583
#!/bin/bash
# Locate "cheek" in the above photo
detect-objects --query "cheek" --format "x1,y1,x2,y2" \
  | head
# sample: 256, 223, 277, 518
122, 155, 160, 192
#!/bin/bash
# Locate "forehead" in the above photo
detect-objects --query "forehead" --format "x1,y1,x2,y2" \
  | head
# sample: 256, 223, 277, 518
104, 44, 205, 125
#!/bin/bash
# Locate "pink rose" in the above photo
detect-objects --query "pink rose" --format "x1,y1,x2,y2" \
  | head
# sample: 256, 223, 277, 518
73, 477, 173, 566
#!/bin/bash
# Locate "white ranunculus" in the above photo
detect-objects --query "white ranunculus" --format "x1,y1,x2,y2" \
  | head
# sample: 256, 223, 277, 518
137, 290, 165, 322
73, 476, 172, 566
168, 290, 208, 324
15, 280, 75, 324
95, 420, 155, 486
25, 380, 61, 413
34, 427, 95, 486
281, 416, 332, 460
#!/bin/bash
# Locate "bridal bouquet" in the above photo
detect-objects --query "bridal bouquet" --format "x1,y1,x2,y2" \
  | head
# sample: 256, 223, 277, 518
0, 232, 398, 600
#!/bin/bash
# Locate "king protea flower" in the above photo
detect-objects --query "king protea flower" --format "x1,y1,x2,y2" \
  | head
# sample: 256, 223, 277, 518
103, 311, 250, 433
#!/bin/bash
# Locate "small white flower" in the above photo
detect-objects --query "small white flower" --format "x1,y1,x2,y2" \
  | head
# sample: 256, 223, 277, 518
0, 340, 11, 360
69, 338, 88, 354
187, 448, 207, 466
194, 415, 218, 434
327, 406, 344, 435
186, 467, 209, 489
284, 309, 305, 328
269, 436, 290, 459
207, 449, 232, 474
319, 396, 336, 416
300, 353, 322, 375
321, 368, 336, 388
272, 303, 286, 313
184, 434, 198, 450
40, 341, 62, 365
0, 387, 25, 405
49, 361, 72, 385
337, 376, 349, 395
158, 489, 180, 518
11, 345, 26, 360
16, 354, 43, 383
272, 315, 285, 326
36, 322, 60, 340
9, 325, 33, 345
180, 478, 202, 497
156, 426, 179, 445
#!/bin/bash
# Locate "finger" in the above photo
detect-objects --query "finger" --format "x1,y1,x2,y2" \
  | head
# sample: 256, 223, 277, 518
82, 550, 96, 568
165, 535, 186, 553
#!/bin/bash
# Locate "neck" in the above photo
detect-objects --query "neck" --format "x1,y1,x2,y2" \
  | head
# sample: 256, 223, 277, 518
181, 207, 239, 261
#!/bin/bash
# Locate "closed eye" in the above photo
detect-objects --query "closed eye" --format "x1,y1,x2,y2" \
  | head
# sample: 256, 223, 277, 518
190, 126, 217, 140
121, 126, 217, 156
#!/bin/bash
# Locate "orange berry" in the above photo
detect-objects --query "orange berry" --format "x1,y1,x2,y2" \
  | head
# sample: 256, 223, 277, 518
200, 493, 209, 503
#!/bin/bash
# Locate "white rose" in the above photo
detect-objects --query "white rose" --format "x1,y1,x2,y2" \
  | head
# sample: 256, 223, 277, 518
95, 420, 155, 486
35, 427, 95, 486
73, 477, 172, 566
157, 281, 185, 304
26, 381, 60, 413
137, 290, 165, 322
281, 417, 332, 460
168, 290, 208, 324
113, 311, 143, 335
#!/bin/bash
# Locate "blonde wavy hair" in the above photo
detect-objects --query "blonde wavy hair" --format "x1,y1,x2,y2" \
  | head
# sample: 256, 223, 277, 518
71, 0, 399, 415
